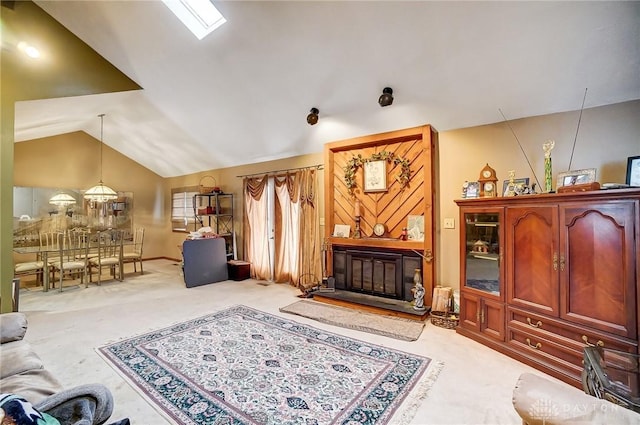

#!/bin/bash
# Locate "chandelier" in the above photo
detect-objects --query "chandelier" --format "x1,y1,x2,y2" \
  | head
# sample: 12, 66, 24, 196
84, 114, 118, 202
49, 192, 76, 207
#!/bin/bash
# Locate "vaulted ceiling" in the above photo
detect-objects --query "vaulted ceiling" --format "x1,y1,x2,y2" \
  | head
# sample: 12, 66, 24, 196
12, 1, 640, 177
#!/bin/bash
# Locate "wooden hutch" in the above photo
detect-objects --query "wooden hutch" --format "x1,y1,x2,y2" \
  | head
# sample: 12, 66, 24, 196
324, 125, 439, 306
455, 188, 640, 388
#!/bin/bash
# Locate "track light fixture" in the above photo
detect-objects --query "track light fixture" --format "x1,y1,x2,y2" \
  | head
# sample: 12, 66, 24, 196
306, 107, 319, 125
378, 87, 394, 107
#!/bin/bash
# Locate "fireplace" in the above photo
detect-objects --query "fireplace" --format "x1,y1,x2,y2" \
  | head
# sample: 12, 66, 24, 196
332, 245, 422, 301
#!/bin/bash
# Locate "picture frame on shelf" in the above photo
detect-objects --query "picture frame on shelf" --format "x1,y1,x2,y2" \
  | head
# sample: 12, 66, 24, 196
502, 177, 530, 197
332, 224, 351, 238
557, 168, 597, 188
626, 156, 640, 187
406, 215, 425, 241
363, 160, 387, 192
465, 181, 480, 199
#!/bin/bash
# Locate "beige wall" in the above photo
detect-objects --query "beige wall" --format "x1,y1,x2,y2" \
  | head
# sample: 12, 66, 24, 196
437, 100, 640, 289
1, 0, 142, 312
13, 100, 640, 292
164, 154, 325, 261
14, 132, 168, 259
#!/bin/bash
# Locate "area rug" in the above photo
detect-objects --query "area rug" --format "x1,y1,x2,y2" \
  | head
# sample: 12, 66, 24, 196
97, 305, 442, 425
280, 300, 425, 341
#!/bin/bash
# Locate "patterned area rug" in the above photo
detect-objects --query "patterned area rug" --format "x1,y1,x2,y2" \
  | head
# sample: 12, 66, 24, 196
280, 300, 425, 341
97, 305, 442, 425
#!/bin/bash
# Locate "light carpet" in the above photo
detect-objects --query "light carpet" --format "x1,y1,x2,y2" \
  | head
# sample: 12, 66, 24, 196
97, 305, 442, 425
280, 300, 425, 341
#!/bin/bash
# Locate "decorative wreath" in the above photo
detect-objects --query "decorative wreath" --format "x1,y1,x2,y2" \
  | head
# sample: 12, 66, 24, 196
343, 151, 411, 195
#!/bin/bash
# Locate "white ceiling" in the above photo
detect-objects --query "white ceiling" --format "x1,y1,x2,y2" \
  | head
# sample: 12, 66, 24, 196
16, 1, 640, 177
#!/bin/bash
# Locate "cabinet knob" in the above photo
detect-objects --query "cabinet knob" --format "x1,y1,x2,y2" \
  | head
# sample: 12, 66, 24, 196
559, 255, 565, 272
581, 335, 604, 347
553, 253, 558, 271
526, 338, 542, 350
526, 317, 542, 328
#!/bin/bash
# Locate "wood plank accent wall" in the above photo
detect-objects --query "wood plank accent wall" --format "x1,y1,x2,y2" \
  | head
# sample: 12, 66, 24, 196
324, 125, 439, 305
332, 139, 423, 237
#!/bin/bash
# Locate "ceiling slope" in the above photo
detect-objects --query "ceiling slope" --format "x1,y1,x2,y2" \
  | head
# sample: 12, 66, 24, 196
12, 1, 640, 177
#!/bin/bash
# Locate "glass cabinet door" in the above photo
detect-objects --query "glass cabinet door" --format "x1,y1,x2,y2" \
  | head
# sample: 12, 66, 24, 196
464, 211, 501, 296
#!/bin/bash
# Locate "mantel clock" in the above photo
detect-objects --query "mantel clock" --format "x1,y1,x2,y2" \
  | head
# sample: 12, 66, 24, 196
478, 163, 498, 198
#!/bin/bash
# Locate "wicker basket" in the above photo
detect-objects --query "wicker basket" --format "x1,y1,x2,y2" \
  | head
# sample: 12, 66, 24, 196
430, 310, 459, 329
199, 175, 220, 194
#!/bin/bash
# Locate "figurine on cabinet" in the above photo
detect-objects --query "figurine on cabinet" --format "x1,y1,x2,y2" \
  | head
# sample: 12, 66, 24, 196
462, 181, 469, 198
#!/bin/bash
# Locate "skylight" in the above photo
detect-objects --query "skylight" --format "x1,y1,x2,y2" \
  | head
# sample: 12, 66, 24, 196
162, 0, 226, 40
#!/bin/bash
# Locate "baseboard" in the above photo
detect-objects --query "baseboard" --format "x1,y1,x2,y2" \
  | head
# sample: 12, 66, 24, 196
143, 256, 182, 262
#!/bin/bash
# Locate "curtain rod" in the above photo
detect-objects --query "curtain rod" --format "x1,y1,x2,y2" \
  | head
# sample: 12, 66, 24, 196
236, 164, 323, 178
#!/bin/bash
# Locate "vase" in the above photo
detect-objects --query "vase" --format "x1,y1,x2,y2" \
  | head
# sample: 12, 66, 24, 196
413, 268, 422, 286
544, 157, 553, 192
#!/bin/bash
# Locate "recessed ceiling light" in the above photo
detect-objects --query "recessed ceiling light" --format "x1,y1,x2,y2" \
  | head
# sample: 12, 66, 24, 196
17, 41, 40, 58
162, 0, 226, 40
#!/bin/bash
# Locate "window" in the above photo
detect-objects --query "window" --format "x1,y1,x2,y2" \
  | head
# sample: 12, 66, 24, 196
162, 0, 226, 40
171, 187, 199, 232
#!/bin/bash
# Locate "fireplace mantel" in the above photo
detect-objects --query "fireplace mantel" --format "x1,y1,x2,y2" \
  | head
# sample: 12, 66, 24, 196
328, 236, 423, 251
323, 124, 439, 306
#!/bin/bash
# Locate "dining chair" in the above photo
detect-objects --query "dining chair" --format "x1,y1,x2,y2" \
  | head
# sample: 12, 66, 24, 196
122, 227, 145, 275
50, 231, 89, 291
14, 259, 47, 287
88, 230, 124, 285
71, 229, 100, 262
39, 231, 65, 287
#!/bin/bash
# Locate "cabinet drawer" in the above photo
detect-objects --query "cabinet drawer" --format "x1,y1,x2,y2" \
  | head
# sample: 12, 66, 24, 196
508, 306, 638, 354
507, 327, 583, 379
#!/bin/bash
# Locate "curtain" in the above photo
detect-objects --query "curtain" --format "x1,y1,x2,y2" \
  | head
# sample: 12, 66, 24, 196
274, 168, 320, 288
243, 175, 270, 280
297, 168, 321, 289
274, 173, 300, 283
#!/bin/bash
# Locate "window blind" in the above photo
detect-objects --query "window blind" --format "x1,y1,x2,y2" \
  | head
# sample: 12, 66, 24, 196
171, 187, 198, 231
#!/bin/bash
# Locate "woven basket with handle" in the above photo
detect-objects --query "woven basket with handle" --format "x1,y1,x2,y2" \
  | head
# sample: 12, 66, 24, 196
199, 175, 220, 194
429, 310, 459, 329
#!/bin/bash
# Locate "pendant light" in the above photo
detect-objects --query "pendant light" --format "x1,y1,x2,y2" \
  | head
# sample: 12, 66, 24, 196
49, 192, 76, 207
84, 114, 118, 202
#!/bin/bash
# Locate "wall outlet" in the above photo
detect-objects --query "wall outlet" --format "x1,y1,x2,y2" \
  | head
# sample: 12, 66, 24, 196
443, 218, 455, 229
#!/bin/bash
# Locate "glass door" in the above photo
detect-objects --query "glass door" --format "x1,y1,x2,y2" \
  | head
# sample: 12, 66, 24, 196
463, 210, 502, 296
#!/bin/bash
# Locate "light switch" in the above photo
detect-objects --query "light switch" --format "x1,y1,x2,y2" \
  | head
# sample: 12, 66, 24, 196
443, 218, 455, 229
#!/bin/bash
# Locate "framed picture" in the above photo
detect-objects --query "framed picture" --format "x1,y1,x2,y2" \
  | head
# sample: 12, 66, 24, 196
363, 160, 387, 192
556, 168, 597, 188
626, 156, 640, 187
332, 224, 351, 238
502, 178, 530, 197
406, 215, 424, 241
465, 181, 480, 199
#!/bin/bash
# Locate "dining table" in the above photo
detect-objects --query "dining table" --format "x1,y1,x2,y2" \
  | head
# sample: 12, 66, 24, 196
13, 231, 133, 292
